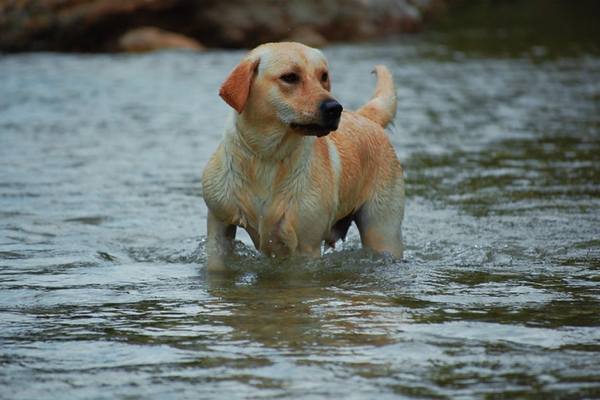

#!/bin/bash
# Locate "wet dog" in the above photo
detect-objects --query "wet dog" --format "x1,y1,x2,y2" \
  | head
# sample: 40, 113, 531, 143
202, 42, 404, 271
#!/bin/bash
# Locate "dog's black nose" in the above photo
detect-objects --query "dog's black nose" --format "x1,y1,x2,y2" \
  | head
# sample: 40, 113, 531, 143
320, 99, 343, 125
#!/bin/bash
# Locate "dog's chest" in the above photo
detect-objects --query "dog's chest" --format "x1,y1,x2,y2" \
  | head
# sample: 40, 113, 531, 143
248, 164, 278, 209
219, 161, 277, 230
215, 148, 335, 255
235, 162, 324, 233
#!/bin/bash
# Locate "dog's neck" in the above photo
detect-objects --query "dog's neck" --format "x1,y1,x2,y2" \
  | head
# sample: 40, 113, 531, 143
227, 111, 314, 163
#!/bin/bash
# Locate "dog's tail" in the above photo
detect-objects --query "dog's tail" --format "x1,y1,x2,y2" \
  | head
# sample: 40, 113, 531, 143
356, 65, 397, 128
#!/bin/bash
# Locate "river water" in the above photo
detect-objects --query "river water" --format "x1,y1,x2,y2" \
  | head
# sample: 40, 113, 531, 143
1, 17, 600, 400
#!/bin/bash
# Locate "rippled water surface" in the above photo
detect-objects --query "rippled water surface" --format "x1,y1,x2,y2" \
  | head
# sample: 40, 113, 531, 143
2, 24, 600, 399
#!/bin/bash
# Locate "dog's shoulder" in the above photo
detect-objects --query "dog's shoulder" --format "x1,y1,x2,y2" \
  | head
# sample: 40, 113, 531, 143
201, 143, 235, 215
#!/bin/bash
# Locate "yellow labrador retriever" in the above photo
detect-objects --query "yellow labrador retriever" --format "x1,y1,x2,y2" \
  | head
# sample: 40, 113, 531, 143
202, 42, 404, 271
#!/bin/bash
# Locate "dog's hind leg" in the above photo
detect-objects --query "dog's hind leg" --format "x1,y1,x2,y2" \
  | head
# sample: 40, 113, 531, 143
355, 178, 405, 259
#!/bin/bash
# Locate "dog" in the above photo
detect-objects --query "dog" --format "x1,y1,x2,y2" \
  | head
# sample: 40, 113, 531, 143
202, 42, 404, 271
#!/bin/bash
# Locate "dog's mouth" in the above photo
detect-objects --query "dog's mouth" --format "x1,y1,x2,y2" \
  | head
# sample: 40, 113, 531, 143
290, 122, 338, 137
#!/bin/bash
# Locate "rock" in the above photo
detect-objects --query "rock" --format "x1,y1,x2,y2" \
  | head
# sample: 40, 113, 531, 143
118, 27, 203, 52
193, 0, 433, 47
284, 27, 328, 48
0, 0, 448, 52
0, 0, 182, 52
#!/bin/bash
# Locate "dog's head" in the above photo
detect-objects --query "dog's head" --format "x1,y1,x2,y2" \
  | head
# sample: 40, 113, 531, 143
219, 42, 343, 138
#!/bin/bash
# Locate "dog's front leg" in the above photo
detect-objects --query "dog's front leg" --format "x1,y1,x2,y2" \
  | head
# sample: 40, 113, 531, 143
206, 210, 237, 272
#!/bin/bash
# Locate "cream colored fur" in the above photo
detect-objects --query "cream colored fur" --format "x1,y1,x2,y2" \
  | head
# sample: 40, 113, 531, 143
202, 42, 404, 271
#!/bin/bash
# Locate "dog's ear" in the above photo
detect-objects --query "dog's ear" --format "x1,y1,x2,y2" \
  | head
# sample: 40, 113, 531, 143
219, 57, 260, 114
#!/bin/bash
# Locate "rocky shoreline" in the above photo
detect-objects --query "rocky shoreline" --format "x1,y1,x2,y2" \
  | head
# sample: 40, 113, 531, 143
0, 0, 446, 52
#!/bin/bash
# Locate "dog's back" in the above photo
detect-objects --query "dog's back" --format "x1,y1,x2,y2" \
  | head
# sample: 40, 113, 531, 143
318, 66, 402, 251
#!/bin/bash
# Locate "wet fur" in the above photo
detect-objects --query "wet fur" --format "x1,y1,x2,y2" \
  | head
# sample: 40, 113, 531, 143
202, 42, 404, 271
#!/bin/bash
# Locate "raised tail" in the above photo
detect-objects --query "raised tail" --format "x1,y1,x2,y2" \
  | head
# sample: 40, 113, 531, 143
356, 65, 397, 128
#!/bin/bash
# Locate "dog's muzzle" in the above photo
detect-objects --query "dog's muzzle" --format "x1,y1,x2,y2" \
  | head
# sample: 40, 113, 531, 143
320, 99, 343, 128
290, 99, 343, 137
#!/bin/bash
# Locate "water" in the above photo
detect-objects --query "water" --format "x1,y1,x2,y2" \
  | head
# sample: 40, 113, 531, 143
2, 22, 600, 400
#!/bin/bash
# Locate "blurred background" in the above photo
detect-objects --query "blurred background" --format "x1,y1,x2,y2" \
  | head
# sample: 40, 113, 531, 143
1, 1, 599, 399
1, 0, 597, 53
1, 0, 442, 52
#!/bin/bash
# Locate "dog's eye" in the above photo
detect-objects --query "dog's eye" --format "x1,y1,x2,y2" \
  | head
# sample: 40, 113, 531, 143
280, 73, 300, 84
321, 72, 329, 82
